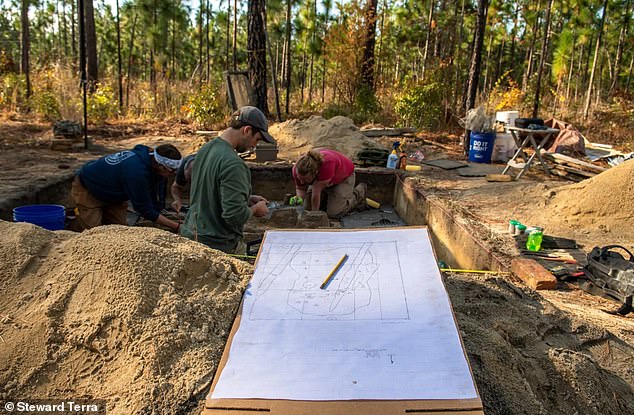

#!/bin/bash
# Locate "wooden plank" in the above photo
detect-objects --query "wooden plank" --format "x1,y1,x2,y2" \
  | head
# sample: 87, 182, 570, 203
550, 167, 582, 182
511, 258, 558, 290
486, 174, 513, 182
551, 164, 596, 178
542, 152, 606, 173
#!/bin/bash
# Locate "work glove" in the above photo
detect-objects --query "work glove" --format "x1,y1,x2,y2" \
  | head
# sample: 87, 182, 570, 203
289, 196, 304, 206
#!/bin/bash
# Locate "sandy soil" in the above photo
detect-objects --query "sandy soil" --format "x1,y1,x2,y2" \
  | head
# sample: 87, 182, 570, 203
1, 117, 633, 414
0, 223, 251, 414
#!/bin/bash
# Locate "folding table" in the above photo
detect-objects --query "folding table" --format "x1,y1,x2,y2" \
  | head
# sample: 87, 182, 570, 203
502, 126, 560, 179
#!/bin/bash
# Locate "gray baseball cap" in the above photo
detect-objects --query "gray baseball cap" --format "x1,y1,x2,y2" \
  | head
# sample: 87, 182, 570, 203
232, 106, 276, 145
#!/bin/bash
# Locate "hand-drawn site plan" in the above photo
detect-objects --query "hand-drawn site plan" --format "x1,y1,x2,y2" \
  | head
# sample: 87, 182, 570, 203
210, 228, 479, 402
249, 240, 409, 321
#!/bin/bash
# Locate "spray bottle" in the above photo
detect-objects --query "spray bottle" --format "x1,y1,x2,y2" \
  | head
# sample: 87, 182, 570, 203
386, 141, 399, 169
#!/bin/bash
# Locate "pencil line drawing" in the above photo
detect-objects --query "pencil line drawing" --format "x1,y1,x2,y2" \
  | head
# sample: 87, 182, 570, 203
248, 241, 410, 321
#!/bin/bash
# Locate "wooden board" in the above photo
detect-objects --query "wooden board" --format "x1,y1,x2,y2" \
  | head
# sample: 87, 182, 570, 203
423, 159, 468, 170
542, 152, 606, 174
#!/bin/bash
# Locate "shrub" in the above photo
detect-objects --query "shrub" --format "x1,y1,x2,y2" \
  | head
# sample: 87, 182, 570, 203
31, 90, 61, 120
488, 72, 524, 112
86, 85, 118, 124
394, 82, 443, 131
322, 102, 351, 119
0, 73, 25, 111
183, 84, 224, 129
352, 85, 381, 124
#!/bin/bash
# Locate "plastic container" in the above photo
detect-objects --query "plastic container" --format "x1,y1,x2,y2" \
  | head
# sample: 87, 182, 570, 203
526, 230, 543, 251
397, 151, 408, 170
386, 151, 398, 169
468, 131, 496, 163
508, 219, 520, 234
492, 133, 516, 162
386, 141, 400, 169
514, 224, 527, 236
495, 111, 519, 130
13, 204, 66, 231
405, 165, 422, 172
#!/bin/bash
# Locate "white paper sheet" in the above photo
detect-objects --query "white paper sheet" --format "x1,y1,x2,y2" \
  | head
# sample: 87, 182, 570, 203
210, 228, 478, 401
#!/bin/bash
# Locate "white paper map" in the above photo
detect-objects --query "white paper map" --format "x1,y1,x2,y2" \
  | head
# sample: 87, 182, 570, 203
210, 228, 478, 401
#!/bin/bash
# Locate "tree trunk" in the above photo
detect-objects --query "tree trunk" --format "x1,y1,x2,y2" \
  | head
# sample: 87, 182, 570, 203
116, 0, 123, 110
206, 0, 210, 80
464, 0, 488, 111
198, 0, 203, 84
20, 0, 31, 99
71, 0, 76, 58
360, 0, 378, 89
583, 0, 608, 120
226, 0, 230, 72
463, 0, 488, 153
248, 0, 269, 114
376, 0, 387, 86
84, 0, 98, 91
482, 34, 492, 95
233, 0, 238, 71
284, 0, 291, 115
125, 11, 137, 108
565, 41, 574, 103
308, 0, 317, 101
625, 53, 633, 91
300, 46, 307, 105
452, 0, 465, 112
609, 0, 631, 95
62, 0, 69, 57
421, 0, 434, 81
531, 0, 553, 118
521, 0, 541, 94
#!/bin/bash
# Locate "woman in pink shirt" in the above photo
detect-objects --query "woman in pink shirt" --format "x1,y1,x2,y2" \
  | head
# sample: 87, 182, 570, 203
292, 148, 366, 218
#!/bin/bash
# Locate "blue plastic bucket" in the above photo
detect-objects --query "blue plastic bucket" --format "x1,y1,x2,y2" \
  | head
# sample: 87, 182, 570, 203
468, 131, 496, 163
13, 204, 66, 231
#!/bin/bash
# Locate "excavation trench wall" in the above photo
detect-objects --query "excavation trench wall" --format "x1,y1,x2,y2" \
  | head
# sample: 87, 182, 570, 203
2, 167, 502, 271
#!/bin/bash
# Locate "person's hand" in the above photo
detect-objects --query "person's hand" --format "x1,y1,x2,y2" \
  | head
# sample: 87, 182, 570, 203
171, 200, 182, 214
251, 200, 269, 217
249, 195, 268, 206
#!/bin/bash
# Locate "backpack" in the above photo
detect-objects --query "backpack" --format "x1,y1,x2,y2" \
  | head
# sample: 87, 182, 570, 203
583, 245, 634, 315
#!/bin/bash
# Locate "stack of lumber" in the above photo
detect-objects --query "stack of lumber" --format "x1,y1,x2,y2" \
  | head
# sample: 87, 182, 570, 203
543, 152, 606, 181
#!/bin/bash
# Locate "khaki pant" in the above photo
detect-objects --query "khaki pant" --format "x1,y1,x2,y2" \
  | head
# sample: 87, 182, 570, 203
305, 173, 358, 219
71, 176, 128, 230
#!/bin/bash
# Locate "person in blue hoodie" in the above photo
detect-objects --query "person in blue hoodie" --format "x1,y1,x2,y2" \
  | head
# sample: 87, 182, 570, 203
71, 143, 183, 232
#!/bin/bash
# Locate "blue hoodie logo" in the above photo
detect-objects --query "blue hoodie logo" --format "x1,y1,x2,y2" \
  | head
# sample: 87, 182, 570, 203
105, 150, 135, 165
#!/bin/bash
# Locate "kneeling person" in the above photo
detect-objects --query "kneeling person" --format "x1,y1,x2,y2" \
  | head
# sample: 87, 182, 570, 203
72, 144, 182, 232
292, 148, 366, 218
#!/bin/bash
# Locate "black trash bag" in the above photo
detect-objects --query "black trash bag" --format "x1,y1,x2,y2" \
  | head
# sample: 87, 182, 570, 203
583, 245, 634, 315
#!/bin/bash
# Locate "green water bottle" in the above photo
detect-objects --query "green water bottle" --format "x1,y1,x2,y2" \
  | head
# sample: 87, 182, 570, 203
526, 230, 543, 252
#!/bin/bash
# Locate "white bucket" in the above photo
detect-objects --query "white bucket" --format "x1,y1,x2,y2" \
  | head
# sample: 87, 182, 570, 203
496, 111, 519, 130
491, 133, 518, 162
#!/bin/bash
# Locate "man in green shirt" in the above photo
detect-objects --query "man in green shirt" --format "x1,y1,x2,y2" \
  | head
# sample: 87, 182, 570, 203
180, 106, 275, 253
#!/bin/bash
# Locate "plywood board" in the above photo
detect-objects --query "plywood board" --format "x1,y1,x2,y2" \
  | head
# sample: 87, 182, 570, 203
205, 227, 483, 414
423, 159, 468, 170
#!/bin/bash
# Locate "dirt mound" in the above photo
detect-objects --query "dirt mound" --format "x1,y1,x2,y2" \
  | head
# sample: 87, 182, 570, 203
0, 222, 252, 414
447, 271, 634, 415
269, 115, 372, 161
520, 159, 634, 245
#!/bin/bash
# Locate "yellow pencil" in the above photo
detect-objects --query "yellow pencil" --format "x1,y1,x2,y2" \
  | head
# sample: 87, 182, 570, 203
320, 254, 349, 289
